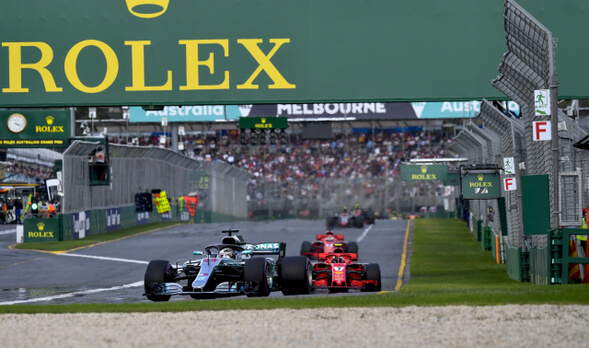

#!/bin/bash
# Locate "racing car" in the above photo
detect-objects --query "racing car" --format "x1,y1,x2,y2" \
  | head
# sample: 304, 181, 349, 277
311, 248, 381, 293
300, 230, 359, 259
326, 211, 364, 229
144, 229, 312, 301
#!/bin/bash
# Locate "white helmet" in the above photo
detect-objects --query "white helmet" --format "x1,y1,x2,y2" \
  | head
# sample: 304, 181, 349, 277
219, 248, 234, 258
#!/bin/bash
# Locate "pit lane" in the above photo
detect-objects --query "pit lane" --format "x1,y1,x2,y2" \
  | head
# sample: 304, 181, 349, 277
0, 219, 411, 305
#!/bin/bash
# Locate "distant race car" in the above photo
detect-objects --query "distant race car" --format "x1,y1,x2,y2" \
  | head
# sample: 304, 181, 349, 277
300, 230, 359, 259
311, 248, 381, 293
326, 211, 364, 229
144, 229, 313, 301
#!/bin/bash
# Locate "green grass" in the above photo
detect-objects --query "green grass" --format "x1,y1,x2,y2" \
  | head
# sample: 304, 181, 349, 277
3, 218, 589, 313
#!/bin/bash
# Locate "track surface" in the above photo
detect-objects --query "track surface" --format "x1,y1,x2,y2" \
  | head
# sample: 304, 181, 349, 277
0, 219, 411, 305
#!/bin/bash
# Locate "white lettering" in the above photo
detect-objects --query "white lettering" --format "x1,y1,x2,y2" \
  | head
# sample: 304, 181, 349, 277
277, 104, 290, 115
325, 103, 337, 115
313, 103, 324, 114
441, 102, 453, 112
292, 104, 302, 115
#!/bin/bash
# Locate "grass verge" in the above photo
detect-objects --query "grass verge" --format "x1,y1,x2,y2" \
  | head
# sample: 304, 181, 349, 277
3, 218, 589, 313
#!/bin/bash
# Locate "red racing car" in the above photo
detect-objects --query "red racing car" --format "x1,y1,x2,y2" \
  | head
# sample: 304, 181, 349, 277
311, 249, 381, 293
300, 230, 359, 259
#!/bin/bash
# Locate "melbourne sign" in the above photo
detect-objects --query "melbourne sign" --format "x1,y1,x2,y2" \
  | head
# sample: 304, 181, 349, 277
0, 109, 71, 148
401, 164, 448, 181
1, 1, 587, 107
461, 172, 501, 200
129, 101, 520, 123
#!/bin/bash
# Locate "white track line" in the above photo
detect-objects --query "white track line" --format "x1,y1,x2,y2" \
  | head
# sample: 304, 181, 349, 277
0, 281, 143, 305
0, 230, 16, 235
356, 224, 373, 243
57, 253, 149, 265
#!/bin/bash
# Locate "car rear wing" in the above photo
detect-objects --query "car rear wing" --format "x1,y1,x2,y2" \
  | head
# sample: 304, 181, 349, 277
317, 252, 358, 262
243, 242, 286, 259
316, 234, 344, 241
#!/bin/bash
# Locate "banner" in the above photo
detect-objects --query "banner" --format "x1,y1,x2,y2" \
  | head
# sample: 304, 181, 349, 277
401, 164, 448, 181
461, 172, 501, 200
0, 1, 587, 106
131, 101, 520, 123
106, 208, 121, 232
0, 109, 71, 148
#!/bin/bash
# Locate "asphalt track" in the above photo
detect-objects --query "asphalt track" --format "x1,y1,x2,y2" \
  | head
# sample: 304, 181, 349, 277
0, 219, 412, 305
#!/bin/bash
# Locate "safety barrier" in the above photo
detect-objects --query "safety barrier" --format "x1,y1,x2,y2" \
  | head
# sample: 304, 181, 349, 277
23, 204, 244, 243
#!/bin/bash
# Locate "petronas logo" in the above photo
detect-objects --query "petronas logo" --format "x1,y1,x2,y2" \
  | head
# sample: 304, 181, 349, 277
126, 0, 170, 18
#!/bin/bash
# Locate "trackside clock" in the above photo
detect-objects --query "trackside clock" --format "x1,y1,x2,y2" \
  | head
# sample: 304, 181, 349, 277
7, 113, 27, 133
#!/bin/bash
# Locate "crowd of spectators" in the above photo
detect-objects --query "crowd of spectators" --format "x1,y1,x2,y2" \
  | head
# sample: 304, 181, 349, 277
2, 162, 54, 184
108, 128, 457, 215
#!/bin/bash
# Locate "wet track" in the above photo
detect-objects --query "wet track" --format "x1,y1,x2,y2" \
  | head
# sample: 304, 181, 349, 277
0, 219, 411, 305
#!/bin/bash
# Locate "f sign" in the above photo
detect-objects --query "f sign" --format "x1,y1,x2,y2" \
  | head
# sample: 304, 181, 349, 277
532, 121, 551, 141
504, 177, 517, 191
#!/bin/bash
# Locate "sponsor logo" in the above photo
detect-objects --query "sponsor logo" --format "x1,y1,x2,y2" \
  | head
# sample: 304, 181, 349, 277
28, 231, 54, 238
243, 243, 280, 251
35, 116, 64, 133
126, 0, 170, 19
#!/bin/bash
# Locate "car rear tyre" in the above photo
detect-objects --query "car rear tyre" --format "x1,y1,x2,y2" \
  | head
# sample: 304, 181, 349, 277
244, 257, 272, 297
363, 263, 381, 292
326, 216, 338, 229
347, 241, 359, 254
281, 256, 312, 295
144, 260, 173, 302
300, 241, 312, 256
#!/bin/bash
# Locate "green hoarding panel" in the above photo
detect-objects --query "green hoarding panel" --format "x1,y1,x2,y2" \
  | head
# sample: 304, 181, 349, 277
24, 217, 62, 242
1, 1, 588, 108
444, 172, 461, 186
497, 197, 508, 236
0, 109, 71, 147
401, 164, 447, 181
239, 117, 288, 129
461, 172, 501, 200
521, 175, 551, 236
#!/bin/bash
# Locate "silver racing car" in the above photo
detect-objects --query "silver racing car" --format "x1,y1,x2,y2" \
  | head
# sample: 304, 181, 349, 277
144, 229, 312, 301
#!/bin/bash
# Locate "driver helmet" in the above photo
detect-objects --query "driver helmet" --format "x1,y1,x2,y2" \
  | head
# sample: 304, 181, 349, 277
219, 248, 234, 258
343, 206, 348, 212
355, 203, 360, 209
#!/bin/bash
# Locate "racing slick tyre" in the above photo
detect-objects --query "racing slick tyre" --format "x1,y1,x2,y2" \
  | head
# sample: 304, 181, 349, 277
363, 263, 382, 292
346, 241, 359, 254
144, 260, 173, 302
280, 256, 312, 296
326, 216, 338, 229
300, 241, 312, 257
244, 257, 273, 297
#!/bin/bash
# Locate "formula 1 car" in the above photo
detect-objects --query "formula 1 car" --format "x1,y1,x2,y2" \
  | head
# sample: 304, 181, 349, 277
326, 211, 364, 229
311, 249, 381, 293
144, 229, 312, 301
300, 230, 359, 259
